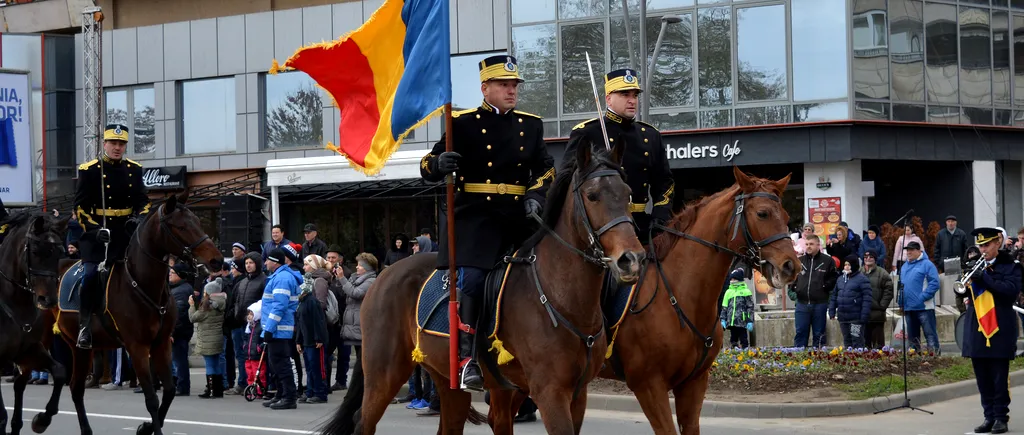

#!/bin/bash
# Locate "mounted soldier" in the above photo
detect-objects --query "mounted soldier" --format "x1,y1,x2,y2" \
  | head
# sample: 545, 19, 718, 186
563, 68, 674, 244
419, 55, 555, 391
73, 123, 151, 349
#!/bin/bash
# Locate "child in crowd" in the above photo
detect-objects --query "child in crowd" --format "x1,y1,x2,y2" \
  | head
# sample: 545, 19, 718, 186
244, 301, 267, 397
720, 269, 755, 348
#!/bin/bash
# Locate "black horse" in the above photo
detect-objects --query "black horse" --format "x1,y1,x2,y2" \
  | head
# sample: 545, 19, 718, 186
0, 210, 69, 435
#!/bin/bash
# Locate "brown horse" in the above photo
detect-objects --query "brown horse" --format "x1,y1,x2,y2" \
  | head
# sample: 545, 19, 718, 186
318, 138, 646, 435
0, 210, 69, 435
597, 167, 800, 435
44, 194, 223, 435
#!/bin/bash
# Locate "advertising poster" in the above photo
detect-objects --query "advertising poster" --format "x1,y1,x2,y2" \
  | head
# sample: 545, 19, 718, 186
752, 269, 780, 307
0, 71, 33, 204
807, 197, 842, 239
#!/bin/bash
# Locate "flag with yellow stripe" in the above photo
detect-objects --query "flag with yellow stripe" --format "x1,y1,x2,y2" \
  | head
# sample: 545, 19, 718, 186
973, 286, 1000, 347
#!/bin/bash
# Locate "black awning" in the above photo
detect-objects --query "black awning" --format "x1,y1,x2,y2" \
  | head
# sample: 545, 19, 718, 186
269, 178, 443, 204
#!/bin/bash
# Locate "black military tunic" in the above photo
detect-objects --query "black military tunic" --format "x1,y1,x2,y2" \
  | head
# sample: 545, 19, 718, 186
420, 102, 554, 270
74, 155, 151, 263
565, 111, 674, 239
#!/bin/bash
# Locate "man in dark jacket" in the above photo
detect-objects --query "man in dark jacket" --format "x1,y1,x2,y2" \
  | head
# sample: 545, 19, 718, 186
170, 263, 195, 396
962, 227, 1022, 435
861, 249, 894, 349
935, 215, 969, 273
301, 224, 327, 259
787, 236, 838, 348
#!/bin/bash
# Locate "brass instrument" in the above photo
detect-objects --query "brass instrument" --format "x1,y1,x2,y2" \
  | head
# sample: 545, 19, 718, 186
954, 259, 986, 296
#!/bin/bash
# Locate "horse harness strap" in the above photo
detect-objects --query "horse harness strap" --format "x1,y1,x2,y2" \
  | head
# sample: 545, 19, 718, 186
0, 232, 63, 332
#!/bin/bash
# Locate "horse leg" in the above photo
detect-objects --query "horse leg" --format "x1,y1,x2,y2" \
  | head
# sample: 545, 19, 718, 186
674, 371, 711, 435
488, 389, 517, 435
30, 345, 67, 434
126, 347, 162, 435
569, 387, 589, 435
528, 386, 577, 435
7, 367, 31, 435
69, 347, 94, 435
628, 380, 677, 435
434, 384, 472, 435
358, 346, 414, 435
152, 340, 175, 430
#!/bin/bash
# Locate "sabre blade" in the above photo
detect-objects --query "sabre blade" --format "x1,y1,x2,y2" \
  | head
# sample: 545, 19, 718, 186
584, 52, 612, 151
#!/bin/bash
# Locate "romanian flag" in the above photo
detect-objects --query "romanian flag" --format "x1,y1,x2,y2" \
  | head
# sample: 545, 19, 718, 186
276, 0, 451, 174
972, 285, 1000, 346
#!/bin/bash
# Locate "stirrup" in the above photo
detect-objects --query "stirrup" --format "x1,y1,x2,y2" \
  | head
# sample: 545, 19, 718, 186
459, 359, 483, 391
77, 329, 92, 349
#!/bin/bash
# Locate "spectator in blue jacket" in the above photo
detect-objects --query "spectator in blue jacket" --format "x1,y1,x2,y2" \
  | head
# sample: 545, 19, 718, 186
261, 248, 301, 410
858, 225, 887, 268
898, 241, 941, 353
261, 225, 293, 262
829, 255, 874, 348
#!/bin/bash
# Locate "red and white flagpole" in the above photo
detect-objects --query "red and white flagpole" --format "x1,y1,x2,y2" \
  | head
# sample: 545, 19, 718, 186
444, 103, 460, 390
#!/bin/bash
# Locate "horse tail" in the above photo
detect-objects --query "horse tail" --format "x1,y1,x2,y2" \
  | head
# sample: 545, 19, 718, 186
314, 402, 356, 435
468, 404, 488, 425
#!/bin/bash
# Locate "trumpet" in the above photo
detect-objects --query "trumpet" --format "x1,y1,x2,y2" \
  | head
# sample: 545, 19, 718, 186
954, 259, 986, 296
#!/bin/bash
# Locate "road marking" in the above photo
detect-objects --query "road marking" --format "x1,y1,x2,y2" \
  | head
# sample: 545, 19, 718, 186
5, 407, 315, 434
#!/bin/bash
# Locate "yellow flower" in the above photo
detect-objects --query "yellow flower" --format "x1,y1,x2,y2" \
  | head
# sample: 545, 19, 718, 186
737, 355, 744, 362
786, 361, 793, 368
712, 361, 719, 368
829, 347, 839, 356
801, 358, 812, 367
909, 348, 916, 354
747, 350, 755, 357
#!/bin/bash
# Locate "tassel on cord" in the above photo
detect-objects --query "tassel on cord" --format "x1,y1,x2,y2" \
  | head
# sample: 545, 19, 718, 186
269, 59, 281, 75
605, 326, 620, 359
411, 328, 426, 363
325, 141, 341, 154
489, 338, 515, 365
52, 311, 61, 335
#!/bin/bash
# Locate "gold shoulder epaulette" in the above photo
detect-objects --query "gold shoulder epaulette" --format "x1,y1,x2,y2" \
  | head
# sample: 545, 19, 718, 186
572, 118, 598, 131
78, 159, 98, 171
513, 110, 542, 119
452, 108, 477, 118
125, 158, 142, 167
637, 120, 659, 132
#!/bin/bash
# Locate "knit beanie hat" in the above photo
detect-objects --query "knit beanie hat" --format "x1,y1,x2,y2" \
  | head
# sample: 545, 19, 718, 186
266, 248, 287, 265
205, 277, 224, 295
729, 269, 745, 282
844, 255, 861, 274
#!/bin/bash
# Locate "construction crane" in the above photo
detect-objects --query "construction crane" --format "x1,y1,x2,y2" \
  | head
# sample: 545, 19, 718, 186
81, 6, 103, 161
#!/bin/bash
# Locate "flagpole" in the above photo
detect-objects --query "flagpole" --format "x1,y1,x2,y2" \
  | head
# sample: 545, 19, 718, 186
445, 102, 459, 390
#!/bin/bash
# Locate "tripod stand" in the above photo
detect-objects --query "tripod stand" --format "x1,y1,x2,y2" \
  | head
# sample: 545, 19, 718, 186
875, 209, 932, 415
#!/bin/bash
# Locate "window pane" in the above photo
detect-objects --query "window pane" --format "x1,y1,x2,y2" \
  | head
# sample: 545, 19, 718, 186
963, 0, 990, 4
697, 0, 727, 4
699, 109, 730, 128
890, 0, 925, 101
960, 7, 992, 106
610, 0, 694, 14
892, 103, 926, 121
648, 111, 697, 130
451, 52, 501, 110
559, 0, 605, 19
737, 5, 786, 101
1015, 0, 1024, 10
512, 0, 556, 24
793, 101, 849, 122
105, 89, 128, 125
561, 22, 606, 114
995, 109, 1013, 125
133, 88, 155, 155
853, 3, 890, 100
963, 107, 993, 125
513, 24, 558, 118
792, 0, 848, 101
995, 0, 1009, 7
612, 14, 694, 107
1014, 15, 1024, 106
994, 11, 1011, 106
543, 120, 558, 138
697, 7, 732, 106
265, 72, 323, 150
925, 3, 958, 104
182, 77, 236, 154
854, 101, 891, 120
735, 105, 789, 126
927, 105, 964, 124
1015, 110, 1024, 127
559, 120, 584, 137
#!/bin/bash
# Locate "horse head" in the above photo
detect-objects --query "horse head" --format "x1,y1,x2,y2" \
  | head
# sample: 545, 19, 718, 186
568, 136, 645, 284
730, 166, 800, 288
1, 212, 68, 310
142, 193, 223, 276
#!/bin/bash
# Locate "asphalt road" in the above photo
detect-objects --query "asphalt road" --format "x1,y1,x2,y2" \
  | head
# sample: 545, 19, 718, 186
1, 369, 1018, 434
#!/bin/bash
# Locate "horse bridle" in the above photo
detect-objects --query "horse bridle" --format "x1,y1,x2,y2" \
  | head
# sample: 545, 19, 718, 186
0, 227, 64, 332
127, 204, 211, 317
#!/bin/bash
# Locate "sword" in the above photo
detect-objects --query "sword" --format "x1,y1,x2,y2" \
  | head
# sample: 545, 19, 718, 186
584, 52, 612, 152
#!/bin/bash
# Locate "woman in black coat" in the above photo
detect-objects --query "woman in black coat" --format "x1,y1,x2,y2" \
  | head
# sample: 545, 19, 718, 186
381, 234, 411, 269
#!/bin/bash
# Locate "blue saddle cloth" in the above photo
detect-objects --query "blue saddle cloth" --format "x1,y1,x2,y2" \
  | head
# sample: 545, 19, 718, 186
416, 267, 508, 338
58, 261, 86, 312
605, 275, 639, 330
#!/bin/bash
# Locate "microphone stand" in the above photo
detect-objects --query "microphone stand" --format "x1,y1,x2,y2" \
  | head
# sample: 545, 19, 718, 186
876, 209, 932, 415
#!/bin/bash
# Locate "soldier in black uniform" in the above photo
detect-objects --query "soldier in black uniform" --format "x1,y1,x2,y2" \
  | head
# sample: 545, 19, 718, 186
73, 124, 151, 349
563, 68, 674, 244
962, 227, 1022, 434
419, 55, 554, 391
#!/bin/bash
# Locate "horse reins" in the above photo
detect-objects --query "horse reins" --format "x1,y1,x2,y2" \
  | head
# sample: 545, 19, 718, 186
646, 191, 791, 387
0, 225, 65, 332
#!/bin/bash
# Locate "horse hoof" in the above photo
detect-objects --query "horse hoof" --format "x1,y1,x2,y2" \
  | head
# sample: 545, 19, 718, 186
136, 422, 154, 435
31, 413, 51, 433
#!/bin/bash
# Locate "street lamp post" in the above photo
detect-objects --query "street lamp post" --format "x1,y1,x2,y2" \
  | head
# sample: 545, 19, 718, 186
642, 14, 683, 122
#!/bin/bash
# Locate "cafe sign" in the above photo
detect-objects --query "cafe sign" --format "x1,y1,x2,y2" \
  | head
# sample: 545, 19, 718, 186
142, 166, 187, 191
665, 140, 742, 162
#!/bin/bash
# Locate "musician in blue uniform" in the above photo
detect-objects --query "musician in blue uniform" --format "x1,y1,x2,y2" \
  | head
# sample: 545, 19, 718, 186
962, 227, 1022, 434
73, 124, 151, 349
563, 68, 674, 243
419, 55, 555, 391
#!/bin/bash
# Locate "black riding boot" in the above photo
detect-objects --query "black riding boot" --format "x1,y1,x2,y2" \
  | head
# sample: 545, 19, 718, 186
458, 293, 483, 392
76, 302, 93, 350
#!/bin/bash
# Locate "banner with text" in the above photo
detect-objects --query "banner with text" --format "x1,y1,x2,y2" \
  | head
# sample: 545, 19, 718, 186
808, 197, 842, 239
0, 71, 33, 204
142, 166, 187, 191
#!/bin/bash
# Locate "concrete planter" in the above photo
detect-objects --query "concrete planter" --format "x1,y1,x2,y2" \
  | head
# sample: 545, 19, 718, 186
749, 305, 961, 348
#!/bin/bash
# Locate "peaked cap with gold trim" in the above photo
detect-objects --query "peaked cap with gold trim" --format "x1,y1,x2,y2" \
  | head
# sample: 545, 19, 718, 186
971, 227, 1003, 245
605, 68, 643, 95
479, 55, 524, 83
103, 123, 130, 142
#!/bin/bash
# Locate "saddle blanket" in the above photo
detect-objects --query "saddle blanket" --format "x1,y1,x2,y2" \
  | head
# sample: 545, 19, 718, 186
606, 278, 639, 330
59, 260, 110, 313
416, 265, 512, 339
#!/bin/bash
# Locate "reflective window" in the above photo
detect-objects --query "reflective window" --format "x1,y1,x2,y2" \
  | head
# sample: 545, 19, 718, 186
543, 121, 558, 138
735, 105, 789, 126
264, 72, 323, 150
853, 2, 890, 100
925, 3, 958, 104
963, 107, 994, 124
105, 90, 128, 125
793, 101, 849, 122
1015, 110, 1024, 127
993, 11, 1011, 106
610, 0, 694, 13
697, 0, 728, 4
890, 0, 925, 101
995, 109, 1013, 125
994, 0, 1009, 7
104, 87, 155, 156
612, 14, 694, 108
963, 0, 991, 4
792, 0, 848, 101
892, 103, 926, 121
736, 5, 787, 102
181, 77, 236, 154
1015, 15, 1024, 106
1016, 0, 1024, 10
699, 109, 731, 128
854, 101, 891, 120
960, 7, 992, 106
559, 120, 583, 138
927, 105, 964, 124
559, 0, 605, 19
648, 111, 697, 130
560, 22, 606, 114
512, 0, 556, 24
451, 51, 503, 110
697, 7, 732, 106
512, 24, 558, 119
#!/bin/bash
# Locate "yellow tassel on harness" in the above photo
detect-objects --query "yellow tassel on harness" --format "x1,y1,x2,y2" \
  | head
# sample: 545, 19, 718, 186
411, 328, 426, 363
489, 338, 515, 365
605, 326, 620, 359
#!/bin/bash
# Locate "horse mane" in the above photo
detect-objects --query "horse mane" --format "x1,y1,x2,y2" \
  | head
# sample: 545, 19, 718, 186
0, 209, 48, 234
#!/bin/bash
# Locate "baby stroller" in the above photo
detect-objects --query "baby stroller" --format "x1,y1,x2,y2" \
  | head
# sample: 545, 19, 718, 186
243, 347, 267, 402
